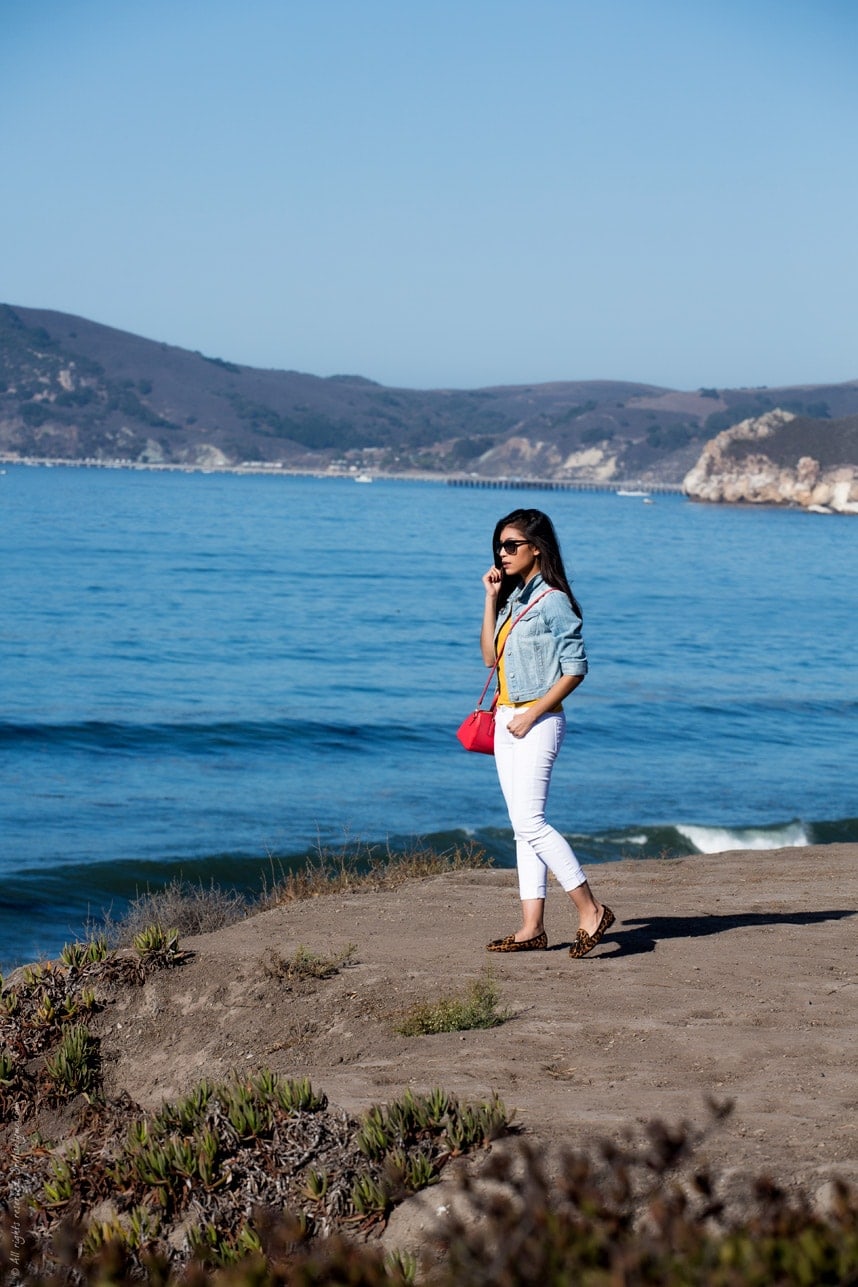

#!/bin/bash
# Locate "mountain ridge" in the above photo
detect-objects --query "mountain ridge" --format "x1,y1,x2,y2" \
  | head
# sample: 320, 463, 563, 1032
3, 303, 858, 482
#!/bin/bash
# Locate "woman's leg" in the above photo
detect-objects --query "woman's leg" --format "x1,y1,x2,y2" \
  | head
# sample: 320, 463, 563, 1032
494, 709, 550, 906
494, 706, 606, 939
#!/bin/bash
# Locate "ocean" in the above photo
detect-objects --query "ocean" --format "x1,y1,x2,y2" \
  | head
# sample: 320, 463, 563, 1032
1, 464, 856, 970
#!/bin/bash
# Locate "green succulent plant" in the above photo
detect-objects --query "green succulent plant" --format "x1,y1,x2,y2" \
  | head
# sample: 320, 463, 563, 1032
44, 1024, 100, 1098
132, 924, 180, 957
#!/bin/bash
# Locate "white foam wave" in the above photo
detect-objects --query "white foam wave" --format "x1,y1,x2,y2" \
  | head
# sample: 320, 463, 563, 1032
676, 821, 810, 854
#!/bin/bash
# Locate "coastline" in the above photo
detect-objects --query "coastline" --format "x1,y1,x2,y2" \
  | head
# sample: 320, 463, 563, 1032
6, 453, 853, 508
0, 453, 683, 493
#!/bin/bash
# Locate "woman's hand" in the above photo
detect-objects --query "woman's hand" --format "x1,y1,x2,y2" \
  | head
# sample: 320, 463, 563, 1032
480, 566, 501, 664
507, 709, 537, 738
506, 676, 584, 737
482, 566, 502, 599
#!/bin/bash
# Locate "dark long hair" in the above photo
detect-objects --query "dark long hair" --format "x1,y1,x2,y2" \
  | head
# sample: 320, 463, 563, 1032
492, 508, 583, 617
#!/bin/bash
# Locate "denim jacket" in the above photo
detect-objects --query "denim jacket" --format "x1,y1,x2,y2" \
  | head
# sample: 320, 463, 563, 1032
494, 572, 588, 703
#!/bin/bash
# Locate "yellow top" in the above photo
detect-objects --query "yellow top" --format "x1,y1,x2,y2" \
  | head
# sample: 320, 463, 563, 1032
496, 614, 562, 711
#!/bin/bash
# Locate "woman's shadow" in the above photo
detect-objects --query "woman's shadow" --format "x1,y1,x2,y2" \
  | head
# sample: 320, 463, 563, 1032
553, 909, 856, 958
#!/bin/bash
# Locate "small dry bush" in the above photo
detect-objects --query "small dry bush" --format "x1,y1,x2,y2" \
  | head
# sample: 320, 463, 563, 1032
433, 1113, 858, 1287
394, 972, 508, 1036
97, 878, 249, 946
261, 943, 357, 983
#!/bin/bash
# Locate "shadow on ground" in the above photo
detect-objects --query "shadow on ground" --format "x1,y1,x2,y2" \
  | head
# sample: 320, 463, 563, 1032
548, 908, 857, 958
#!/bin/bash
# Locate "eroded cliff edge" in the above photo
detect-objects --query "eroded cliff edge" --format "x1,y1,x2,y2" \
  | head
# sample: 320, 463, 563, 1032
683, 410, 858, 513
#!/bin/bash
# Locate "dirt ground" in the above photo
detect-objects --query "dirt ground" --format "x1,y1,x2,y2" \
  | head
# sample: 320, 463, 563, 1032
90, 842, 857, 1216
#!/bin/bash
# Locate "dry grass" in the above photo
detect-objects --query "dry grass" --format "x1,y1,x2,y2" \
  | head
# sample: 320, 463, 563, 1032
258, 839, 492, 907
260, 943, 357, 983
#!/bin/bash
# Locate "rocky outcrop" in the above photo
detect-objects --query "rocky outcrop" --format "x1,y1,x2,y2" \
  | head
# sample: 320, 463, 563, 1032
683, 410, 858, 514
476, 435, 622, 481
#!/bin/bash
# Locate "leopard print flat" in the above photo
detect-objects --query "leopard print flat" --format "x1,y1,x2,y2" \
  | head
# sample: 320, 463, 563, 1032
486, 930, 548, 953
568, 906, 615, 958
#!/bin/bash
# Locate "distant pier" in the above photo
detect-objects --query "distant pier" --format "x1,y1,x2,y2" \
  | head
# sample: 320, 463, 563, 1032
1, 457, 685, 494
446, 477, 683, 494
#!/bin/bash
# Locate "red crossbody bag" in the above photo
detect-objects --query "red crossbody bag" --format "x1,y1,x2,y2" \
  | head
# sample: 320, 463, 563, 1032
456, 589, 555, 755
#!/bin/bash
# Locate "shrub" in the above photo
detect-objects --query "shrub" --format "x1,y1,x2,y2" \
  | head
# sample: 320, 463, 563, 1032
646, 423, 693, 451
3, 1098, 856, 1285
0, 930, 190, 1119
60, 937, 108, 970
90, 844, 490, 947
262, 943, 357, 982
435, 1134, 858, 1286
98, 878, 249, 946
580, 425, 615, 444
132, 924, 179, 958
394, 972, 508, 1036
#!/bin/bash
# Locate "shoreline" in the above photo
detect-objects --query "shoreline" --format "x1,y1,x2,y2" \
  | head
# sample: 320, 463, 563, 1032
4, 819, 857, 975
0, 453, 684, 492
5, 454, 852, 508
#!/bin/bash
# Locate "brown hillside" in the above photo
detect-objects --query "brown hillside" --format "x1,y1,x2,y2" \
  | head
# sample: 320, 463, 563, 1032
4, 302, 858, 482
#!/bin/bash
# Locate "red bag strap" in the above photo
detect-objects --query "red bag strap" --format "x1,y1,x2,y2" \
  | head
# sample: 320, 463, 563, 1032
475, 588, 556, 710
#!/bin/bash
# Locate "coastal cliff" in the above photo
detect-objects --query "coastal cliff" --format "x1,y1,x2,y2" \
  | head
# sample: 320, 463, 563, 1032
683, 409, 858, 513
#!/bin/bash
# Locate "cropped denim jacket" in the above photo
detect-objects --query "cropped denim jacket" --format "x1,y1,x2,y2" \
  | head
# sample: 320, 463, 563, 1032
494, 572, 588, 703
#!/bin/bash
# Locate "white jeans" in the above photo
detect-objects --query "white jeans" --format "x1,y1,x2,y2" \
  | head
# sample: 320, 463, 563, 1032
494, 705, 587, 901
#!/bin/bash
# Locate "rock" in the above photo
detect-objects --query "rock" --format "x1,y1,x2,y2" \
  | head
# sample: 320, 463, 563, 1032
187, 444, 232, 468
683, 411, 858, 513
560, 445, 619, 480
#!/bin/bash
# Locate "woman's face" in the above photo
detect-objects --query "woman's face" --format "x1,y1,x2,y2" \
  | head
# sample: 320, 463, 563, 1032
497, 526, 540, 583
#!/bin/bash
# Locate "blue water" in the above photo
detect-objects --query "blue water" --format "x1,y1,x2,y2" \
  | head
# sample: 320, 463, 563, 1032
1, 464, 856, 969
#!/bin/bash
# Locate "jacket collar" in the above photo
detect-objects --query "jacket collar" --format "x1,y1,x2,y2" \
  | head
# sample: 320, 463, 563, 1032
515, 571, 546, 602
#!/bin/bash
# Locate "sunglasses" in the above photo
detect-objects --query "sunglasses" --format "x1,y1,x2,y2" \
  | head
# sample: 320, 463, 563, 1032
495, 538, 533, 555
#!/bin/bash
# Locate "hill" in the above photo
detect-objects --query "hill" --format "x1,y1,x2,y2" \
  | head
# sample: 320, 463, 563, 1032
3, 302, 858, 481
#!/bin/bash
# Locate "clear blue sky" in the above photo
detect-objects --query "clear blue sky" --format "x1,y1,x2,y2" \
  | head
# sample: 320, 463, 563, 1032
2, 0, 856, 390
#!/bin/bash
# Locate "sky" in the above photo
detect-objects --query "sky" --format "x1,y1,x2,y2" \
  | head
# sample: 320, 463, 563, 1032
1, 0, 856, 391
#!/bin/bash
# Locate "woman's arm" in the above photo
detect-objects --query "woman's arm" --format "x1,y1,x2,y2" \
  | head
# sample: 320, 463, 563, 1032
480, 566, 501, 665
546, 592, 588, 675
506, 673, 584, 738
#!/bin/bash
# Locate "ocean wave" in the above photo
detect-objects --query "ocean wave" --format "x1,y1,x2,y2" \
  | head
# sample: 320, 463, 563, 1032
0, 717, 430, 756
564, 817, 858, 861
681, 818, 858, 852
675, 821, 810, 853
5, 819, 857, 897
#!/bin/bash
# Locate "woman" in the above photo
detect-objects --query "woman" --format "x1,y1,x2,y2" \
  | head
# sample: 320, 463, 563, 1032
481, 508, 614, 958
